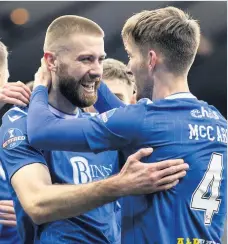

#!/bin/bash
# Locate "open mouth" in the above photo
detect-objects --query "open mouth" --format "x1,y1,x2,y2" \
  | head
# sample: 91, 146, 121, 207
81, 82, 95, 93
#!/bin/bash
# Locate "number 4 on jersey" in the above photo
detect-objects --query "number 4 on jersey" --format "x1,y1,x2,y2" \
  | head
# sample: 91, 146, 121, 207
191, 153, 224, 225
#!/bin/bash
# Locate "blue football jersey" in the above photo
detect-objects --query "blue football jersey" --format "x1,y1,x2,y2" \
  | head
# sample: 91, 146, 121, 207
0, 105, 121, 244
88, 94, 227, 244
0, 162, 20, 244
27, 87, 227, 244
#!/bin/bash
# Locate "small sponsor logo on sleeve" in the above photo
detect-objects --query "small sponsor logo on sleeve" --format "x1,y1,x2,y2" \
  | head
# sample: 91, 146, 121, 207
98, 109, 117, 123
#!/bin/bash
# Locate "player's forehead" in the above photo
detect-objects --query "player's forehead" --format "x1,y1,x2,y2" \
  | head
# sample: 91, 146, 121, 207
105, 79, 129, 94
68, 34, 106, 58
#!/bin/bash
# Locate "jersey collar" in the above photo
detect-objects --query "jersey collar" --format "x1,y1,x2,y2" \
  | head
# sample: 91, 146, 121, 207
48, 104, 80, 119
165, 92, 197, 100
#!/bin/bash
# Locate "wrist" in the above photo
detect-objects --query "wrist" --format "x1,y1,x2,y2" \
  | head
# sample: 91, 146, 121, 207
105, 174, 129, 197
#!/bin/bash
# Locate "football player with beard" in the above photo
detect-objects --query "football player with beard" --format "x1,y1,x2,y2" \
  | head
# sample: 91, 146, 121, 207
26, 7, 227, 244
0, 15, 188, 244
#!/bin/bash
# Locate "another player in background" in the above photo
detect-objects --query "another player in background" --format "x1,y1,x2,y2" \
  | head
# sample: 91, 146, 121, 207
0, 16, 188, 244
27, 7, 227, 244
102, 58, 135, 103
0, 41, 22, 244
0, 40, 30, 116
85, 58, 136, 113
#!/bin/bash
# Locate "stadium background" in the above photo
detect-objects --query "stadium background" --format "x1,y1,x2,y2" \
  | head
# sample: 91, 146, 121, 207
0, 1, 227, 243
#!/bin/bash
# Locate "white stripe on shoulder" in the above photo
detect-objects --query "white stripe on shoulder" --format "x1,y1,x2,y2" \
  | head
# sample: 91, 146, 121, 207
165, 93, 197, 100
8, 106, 28, 115
137, 98, 153, 105
88, 112, 98, 117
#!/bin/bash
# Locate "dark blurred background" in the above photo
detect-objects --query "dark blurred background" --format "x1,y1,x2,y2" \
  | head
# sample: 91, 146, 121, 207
0, 1, 227, 117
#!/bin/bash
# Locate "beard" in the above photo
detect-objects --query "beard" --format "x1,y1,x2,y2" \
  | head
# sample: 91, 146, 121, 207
135, 68, 154, 101
57, 63, 101, 108
136, 83, 153, 101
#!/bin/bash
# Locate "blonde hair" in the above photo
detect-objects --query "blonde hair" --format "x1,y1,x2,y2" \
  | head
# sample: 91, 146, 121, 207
0, 41, 8, 69
122, 6, 200, 74
103, 58, 135, 87
44, 15, 104, 52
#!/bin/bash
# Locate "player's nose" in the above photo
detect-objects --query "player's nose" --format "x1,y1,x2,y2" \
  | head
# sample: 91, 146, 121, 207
89, 61, 103, 78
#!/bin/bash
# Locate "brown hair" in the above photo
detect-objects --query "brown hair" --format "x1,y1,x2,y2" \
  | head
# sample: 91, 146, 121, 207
103, 58, 135, 88
122, 6, 200, 74
44, 15, 104, 52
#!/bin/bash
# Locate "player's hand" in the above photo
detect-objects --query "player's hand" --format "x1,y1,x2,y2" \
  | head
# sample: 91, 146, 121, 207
0, 200, 17, 227
118, 148, 189, 195
33, 58, 51, 90
0, 81, 31, 107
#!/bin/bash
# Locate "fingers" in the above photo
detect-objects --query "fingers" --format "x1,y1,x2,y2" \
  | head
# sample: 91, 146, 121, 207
158, 163, 189, 178
0, 200, 14, 207
0, 213, 16, 221
34, 62, 51, 88
2, 89, 29, 104
5, 85, 30, 101
1, 81, 31, 106
156, 170, 187, 186
153, 159, 185, 171
41, 57, 47, 68
16, 81, 32, 96
156, 179, 180, 192
0, 204, 15, 214
4, 81, 32, 96
128, 148, 153, 162
0, 201, 17, 226
0, 220, 17, 227
0, 95, 27, 107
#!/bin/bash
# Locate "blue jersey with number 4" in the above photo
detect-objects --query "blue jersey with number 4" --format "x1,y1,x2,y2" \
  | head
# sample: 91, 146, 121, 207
88, 93, 227, 244
0, 106, 121, 244
27, 86, 227, 244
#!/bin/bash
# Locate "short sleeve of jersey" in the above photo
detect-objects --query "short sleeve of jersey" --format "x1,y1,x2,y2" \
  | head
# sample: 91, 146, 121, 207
82, 103, 147, 152
0, 110, 47, 181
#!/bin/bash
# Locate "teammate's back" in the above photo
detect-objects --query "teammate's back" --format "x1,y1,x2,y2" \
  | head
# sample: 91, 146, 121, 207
122, 94, 227, 244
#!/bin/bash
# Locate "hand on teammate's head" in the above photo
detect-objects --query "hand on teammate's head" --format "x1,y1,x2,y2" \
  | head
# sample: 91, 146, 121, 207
33, 57, 52, 90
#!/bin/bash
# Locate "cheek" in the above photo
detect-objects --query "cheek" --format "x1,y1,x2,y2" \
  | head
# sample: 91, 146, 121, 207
128, 59, 138, 75
68, 66, 86, 79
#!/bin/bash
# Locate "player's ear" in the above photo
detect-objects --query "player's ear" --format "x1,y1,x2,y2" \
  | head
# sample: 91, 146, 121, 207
44, 52, 57, 72
148, 50, 157, 72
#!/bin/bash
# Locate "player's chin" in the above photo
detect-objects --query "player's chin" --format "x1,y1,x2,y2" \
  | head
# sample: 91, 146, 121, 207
80, 93, 97, 108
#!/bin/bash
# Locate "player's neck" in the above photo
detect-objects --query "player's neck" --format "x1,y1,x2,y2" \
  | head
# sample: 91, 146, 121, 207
152, 71, 190, 101
48, 88, 79, 115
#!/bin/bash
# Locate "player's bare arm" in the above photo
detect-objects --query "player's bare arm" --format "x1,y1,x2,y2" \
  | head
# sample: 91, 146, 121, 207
11, 148, 188, 225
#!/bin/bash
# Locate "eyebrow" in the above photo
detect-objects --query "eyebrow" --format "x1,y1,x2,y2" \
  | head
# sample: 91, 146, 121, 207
78, 53, 107, 58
